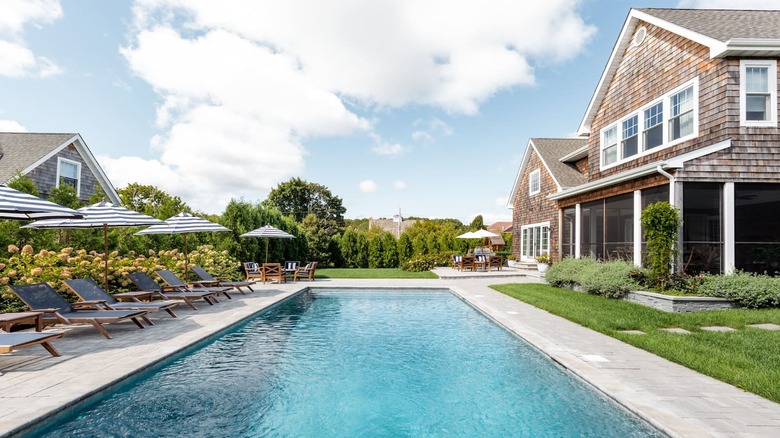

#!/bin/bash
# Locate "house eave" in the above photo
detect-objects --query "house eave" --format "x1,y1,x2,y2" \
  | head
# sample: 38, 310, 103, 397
559, 145, 589, 163
712, 39, 780, 58
549, 138, 732, 201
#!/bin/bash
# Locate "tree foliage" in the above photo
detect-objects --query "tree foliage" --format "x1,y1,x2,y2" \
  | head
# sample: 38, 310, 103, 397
469, 215, 484, 230
262, 177, 346, 226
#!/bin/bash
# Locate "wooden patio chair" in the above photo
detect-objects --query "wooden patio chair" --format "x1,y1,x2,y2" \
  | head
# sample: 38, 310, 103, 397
191, 266, 258, 294
156, 269, 234, 300
293, 262, 318, 281
0, 329, 62, 357
9, 283, 148, 340
283, 261, 300, 281
451, 255, 463, 270
65, 278, 179, 319
244, 262, 263, 282
488, 255, 503, 271
262, 263, 284, 284
128, 272, 219, 311
460, 256, 476, 272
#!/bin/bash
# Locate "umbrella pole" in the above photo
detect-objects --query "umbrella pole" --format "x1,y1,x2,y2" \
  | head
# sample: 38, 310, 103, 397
265, 238, 269, 263
184, 233, 189, 280
103, 224, 109, 291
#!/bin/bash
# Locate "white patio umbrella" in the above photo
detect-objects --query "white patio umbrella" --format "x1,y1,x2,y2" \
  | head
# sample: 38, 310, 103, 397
470, 229, 500, 239
22, 201, 164, 290
135, 211, 231, 269
0, 185, 83, 220
456, 231, 477, 239
240, 224, 295, 263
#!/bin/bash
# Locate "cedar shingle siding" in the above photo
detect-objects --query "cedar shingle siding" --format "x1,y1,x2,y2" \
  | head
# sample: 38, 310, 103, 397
512, 148, 560, 260
25, 144, 100, 202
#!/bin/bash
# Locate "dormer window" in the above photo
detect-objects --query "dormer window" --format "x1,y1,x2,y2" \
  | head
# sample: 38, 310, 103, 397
57, 157, 81, 196
529, 169, 540, 195
600, 78, 698, 170
740, 60, 777, 127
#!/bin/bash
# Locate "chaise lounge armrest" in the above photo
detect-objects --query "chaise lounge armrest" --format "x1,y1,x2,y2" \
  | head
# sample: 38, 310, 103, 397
72, 300, 111, 310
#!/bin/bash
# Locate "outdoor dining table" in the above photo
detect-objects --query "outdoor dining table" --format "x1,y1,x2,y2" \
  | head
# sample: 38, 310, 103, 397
0, 311, 44, 332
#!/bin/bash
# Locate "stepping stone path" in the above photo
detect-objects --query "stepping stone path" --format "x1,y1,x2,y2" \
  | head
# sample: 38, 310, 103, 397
747, 323, 780, 330
618, 330, 646, 335
700, 326, 736, 332
660, 327, 691, 334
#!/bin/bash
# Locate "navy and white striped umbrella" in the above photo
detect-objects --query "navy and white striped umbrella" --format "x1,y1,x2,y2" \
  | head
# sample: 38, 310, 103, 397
0, 184, 83, 220
135, 212, 231, 268
23, 201, 164, 289
240, 224, 295, 263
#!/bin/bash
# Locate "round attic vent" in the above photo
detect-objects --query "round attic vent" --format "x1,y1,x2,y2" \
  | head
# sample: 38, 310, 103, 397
633, 26, 647, 47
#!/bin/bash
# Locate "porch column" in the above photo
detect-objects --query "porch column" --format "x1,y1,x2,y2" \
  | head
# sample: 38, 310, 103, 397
674, 181, 684, 273
723, 182, 735, 274
633, 190, 642, 267
575, 203, 581, 258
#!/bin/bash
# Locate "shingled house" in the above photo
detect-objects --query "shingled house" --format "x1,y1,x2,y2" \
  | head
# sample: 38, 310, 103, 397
510, 8, 780, 275
0, 133, 120, 205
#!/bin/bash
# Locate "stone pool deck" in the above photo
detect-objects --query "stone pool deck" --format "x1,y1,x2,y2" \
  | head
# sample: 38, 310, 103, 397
1, 276, 779, 437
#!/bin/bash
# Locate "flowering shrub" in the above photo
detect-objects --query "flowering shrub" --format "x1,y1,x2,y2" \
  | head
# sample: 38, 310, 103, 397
0, 244, 241, 313
401, 252, 455, 272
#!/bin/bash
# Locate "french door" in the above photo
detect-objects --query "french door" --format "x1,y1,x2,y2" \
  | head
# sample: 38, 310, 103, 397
521, 223, 550, 262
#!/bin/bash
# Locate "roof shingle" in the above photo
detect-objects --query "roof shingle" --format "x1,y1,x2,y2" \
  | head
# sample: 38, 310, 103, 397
0, 133, 76, 183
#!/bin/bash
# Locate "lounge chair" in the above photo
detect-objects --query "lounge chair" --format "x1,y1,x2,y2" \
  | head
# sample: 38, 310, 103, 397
191, 266, 258, 294
262, 263, 284, 284
128, 272, 219, 310
0, 329, 62, 357
9, 283, 148, 339
64, 278, 179, 319
243, 262, 263, 282
156, 270, 233, 300
293, 262, 318, 281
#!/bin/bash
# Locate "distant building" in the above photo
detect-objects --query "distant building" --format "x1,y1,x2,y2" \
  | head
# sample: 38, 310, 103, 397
0, 132, 120, 204
368, 217, 418, 238
487, 221, 513, 234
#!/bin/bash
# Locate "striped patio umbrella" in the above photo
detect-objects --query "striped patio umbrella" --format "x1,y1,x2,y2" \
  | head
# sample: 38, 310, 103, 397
240, 224, 295, 263
0, 184, 83, 220
135, 212, 231, 269
22, 201, 164, 290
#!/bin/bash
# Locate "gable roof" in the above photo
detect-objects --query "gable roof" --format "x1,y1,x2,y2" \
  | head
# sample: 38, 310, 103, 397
507, 138, 587, 208
487, 221, 512, 233
578, 8, 780, 135
0, 132, 121, 204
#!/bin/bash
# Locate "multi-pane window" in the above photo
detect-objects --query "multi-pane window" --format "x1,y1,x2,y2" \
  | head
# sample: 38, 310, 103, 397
602, 126, 617, 166
740, 60, 777, 126
600, 79, 697, 169
669, 86, 694, 141
621, 115, 638, 158
643, 102, 663, 150
57, 158, 80, 193
529, 169, 540, 195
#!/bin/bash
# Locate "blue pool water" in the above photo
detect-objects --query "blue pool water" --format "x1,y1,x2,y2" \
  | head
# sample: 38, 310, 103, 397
30, 289, 661, 437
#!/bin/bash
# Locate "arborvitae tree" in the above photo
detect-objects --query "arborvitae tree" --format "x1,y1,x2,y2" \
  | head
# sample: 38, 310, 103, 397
397, 233, 413, 263
355, 232, 369, 268
381, 233, 399, 268
426, 233, 439, 254
368, 233, 383, 268
339, 229, 359, 268
412, 234, 427, 255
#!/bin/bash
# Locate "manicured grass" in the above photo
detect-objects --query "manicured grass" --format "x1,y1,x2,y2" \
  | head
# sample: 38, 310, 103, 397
315, 268, 438, 279
491, 283, 780, 404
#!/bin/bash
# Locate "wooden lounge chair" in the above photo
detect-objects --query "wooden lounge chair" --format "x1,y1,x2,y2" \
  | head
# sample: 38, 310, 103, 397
262, 263, 284, 284
0, 329, 62, 357
64, 278, 179, 319
191, 266, 258, 294
451, 255, 463, 270
243, 262, 263, 282
293, 262, 318, 281
156, 269, 234, 300
460, 256, 476, 272
127, 272, 219, 311
9, 283, 148, 339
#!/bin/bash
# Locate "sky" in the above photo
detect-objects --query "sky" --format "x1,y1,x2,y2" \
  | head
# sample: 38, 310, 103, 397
0, 0, 776, 224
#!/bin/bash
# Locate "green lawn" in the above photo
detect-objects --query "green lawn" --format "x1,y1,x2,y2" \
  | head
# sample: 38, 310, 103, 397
491, 283, 780, 404
315, 268, 438, 279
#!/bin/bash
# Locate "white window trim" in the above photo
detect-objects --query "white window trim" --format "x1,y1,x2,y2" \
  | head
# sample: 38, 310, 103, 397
520, 221, 551, 262
529, 169, 541, 195
56, 157, 81, 197
600, 77, 699, 171
740, 59, 777, 127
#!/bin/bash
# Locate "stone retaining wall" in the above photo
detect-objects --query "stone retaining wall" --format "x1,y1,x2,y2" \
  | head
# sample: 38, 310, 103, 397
622, 291, 738, 312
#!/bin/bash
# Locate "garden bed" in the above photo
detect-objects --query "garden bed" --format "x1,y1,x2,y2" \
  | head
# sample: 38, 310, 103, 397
622, 290, 738, 313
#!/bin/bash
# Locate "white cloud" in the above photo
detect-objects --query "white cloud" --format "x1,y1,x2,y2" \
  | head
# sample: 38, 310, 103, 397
0, 0, 62, 78
412, 118, 452, 142
0, 119, 27, 132
677, 0, 780, 8
393, 180, 408, 190
116, 0, 596, 212
359, 180, 378, 193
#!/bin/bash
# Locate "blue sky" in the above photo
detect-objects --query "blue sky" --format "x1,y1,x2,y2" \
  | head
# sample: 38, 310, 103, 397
0, 0, 773, 224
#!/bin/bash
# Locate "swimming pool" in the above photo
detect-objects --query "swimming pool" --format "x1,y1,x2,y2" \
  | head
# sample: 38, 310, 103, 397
28, 289, 661, 437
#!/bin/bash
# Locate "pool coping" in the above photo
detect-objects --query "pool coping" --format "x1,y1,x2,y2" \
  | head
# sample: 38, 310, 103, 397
2, 277, 780, 437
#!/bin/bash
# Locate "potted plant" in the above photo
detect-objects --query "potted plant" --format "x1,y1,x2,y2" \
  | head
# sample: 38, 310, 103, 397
535, 253, 551, 273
